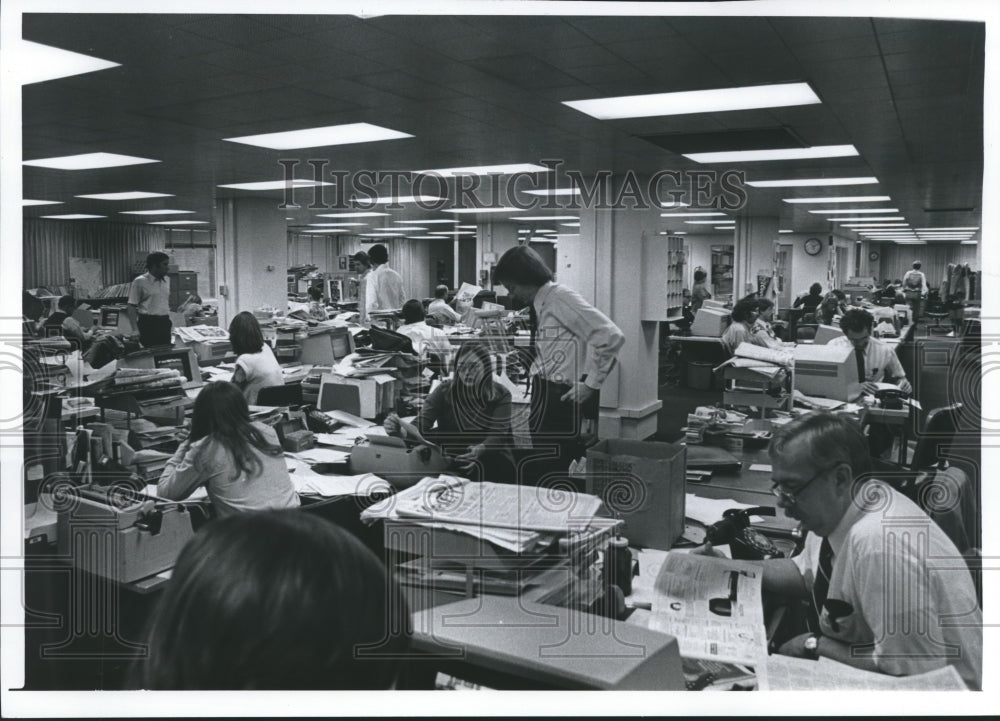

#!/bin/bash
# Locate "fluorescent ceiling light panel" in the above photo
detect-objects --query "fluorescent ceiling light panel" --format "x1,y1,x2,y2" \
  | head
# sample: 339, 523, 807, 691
367, 195, 444, 204
778, 230, 793, 233
561, 223, 580, 228
120, 209, 195, 215
783, 195, 891, 204
834, 217, 905, 222
360, 232, 405, 237
915, 227, 979, 231
685, 145, 857, 164
685, 220, 735, 225
563, 82, 820, 120
429, 231, 476, 235
416, 163, 550, 177
225, 123, 412, 150
660, 201, 690, 208
810, 208, 899, 214
75, 191, 173, 201
746, 176, 878, 188
308, 222, 367, 227
893, 241, 927, 245
456, 225, 478, 229
406, 236, 449, 240
661, 212, 726, 218
714, 225, 736, 229
674, 232, 687, 235
22, 199, 62, 206
443, 207, 524, 214
961, 241, 978, 245
302, 229, 346, 233
523, 188, 581, 197
514, 216, 579, 221
318, 212, 388, 218
843, 223, 909, 228
17, 40, 120, 84
393, 219, 458, 224
553, 234, 580, 238
219, 179, 332, 191
148, 220, 208, 225
40, 214, 105, 219
25, 152, 160, 170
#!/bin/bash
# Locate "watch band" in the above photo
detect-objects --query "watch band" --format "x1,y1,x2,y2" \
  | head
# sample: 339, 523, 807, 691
804, 633, 821, 660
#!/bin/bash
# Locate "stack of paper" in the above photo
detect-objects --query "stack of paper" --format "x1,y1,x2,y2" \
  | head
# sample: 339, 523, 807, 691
761, 655, 967, 691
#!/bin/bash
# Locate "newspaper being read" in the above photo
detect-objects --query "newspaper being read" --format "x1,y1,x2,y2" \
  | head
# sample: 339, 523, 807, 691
648, 552, 768, 666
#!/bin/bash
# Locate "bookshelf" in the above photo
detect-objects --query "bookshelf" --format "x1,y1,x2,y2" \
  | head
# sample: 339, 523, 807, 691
642, 234, 686, 321
711, 245, 734, 301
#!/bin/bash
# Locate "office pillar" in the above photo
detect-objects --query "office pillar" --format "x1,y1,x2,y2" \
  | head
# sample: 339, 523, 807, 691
215, 197, 289, 328
734, 216, 780, 299
560, 200, 662, 440
477, 220, 520, 289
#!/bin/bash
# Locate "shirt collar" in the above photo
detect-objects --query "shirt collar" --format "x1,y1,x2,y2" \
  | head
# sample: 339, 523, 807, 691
826, 479, 886, 555
532, 281, 556, 311
145, 272, 166, 283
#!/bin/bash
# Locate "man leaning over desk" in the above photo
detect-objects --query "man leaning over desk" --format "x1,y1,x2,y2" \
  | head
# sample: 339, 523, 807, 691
696, 412, 982, 689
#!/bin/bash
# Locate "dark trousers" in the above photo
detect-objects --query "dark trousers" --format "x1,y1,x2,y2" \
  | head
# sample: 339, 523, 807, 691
527, 376, 599, 485
137, 314, 172, 348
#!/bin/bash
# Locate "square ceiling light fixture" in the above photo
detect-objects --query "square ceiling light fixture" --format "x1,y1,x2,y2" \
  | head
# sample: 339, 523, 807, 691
563, 82, 820, 120
16, 40, 119, 84
25, 152, 161, 170
224, 123, 412, 150
76, 191, 173, 200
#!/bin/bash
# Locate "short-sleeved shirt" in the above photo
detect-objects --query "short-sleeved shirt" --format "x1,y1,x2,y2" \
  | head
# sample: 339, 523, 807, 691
235, 344, 284, 404
397, 321, 452, 358
367, 264, 406, 313
127, 272, 170, 316
828, 335, 906, 384
428, 298, 461, 324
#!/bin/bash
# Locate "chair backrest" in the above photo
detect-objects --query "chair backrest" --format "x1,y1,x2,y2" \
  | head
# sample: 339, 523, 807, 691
910, 402, 963, 470
256, 383, 303, 407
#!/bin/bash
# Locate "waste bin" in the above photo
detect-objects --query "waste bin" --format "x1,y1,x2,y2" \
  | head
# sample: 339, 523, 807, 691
685, 361, 715, 390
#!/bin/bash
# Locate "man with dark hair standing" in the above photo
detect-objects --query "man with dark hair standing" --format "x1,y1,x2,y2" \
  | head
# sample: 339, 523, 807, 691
700, 412, 981, 688
902, 260, 928, 322
127, 251, 172, 347
365, 244, 406, 318
493, 245, 625, 477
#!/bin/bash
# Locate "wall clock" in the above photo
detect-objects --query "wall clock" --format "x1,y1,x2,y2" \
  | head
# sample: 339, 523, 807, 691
869, 251, 880, 261
804, 237, 823, 256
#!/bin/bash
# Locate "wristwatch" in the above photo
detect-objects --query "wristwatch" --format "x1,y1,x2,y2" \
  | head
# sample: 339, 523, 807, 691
803, 634, 821, 660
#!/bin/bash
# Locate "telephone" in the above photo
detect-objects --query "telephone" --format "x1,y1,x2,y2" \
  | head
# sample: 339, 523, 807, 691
705, 507, 785, 560
874, 388, 907, 410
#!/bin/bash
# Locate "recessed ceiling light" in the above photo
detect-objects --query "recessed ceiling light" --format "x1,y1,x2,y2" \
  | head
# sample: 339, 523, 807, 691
685, 220, 734, 225
553, 234, 580, 238
561, 223, 580, 228
714, 226, 736, 230
16, 40, 120, 84
364, 229, 409, 234
393, 219, 459, 224
22, 199, 62, 206
443, 207, 524, 214
660, 212, 727, 218
406, 236, 451, 240
120, 209, 195, 215
308, 222, 367, 227
39, 214, 105, 219
377, 226, 425, 231
523, 188, 581, 197
783, 195, 891, 204
778, 229, 793, 233
148, 220, 209, 225
961, 241, 978, 245
364, 195, 444, 204
286, 217, 294, 220
747, 176, 878, 188
660, 201, 690, 208
514, 216, 579, 221
76, 191, 173, 201
456, 225, 477, 229
416, 163, 550, 177
809, 208, 899, 214
25, 152, 160, 170
673, 232, 687, 235
318, 212, 388, 218
359, 232, 405, 237
429, 231, 476, 235
915, 227, 979, 231
563, 82, 820, 120
842, 223, 909, 228
833, 217, 905, 222
685, 145, 858, 164
224, 123, 412, 150
301, 229, 347, 233
219, 179, 333, 191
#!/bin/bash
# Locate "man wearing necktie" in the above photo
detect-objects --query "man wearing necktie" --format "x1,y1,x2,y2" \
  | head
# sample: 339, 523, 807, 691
696, 412, 981, 688
829, 309, 912, 457
493, 246, 625, 481
127, 251, 172, 347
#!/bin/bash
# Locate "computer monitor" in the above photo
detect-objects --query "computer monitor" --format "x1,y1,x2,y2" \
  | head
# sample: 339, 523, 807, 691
690, 307, 730, 337
100, 306, 120, 327
793, 343, 861, 401
812, 324, 845, 345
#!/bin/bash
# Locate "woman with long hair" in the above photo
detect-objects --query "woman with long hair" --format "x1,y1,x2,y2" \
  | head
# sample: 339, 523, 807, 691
138, 510, 410, 689
384, 342, 516, 482
157, 381, 299, 515
228, 311, 283, 404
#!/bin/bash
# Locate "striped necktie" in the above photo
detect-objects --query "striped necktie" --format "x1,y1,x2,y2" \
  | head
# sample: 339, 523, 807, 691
808, 538, 834, 633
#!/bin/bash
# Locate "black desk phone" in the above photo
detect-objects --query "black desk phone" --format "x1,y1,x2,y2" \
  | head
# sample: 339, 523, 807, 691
705, 507, 785, 560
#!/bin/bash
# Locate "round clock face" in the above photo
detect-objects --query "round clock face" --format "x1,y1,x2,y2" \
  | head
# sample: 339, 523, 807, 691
869, 251, 880, 261
805, 237, 823, 256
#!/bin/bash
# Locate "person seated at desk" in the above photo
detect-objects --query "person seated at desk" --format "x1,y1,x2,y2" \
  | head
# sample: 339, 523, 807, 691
427, 284, 461, 325
828, 309, 911, 396
792, 282, 824, 316
179, 293, 203, 324
157, 381, 299, 516
384, 343, 515, 483
696, 412, 981, 688
39, 295, 94, 351
691, 268, 712, 312
722, 298, 771, 354
137, 510, 409, 689
819, 290, 848, 326
397, 299, 453, 361
229, 311, 283, 405
306, 286, 327, 321
751, 298, 786, 348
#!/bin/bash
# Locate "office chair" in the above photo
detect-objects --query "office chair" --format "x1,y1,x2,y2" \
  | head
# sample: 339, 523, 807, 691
923, 294, 951, 334
256, 383, 303, 407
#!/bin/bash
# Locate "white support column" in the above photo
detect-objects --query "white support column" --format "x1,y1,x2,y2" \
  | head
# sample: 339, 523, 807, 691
734, 216, 780, 298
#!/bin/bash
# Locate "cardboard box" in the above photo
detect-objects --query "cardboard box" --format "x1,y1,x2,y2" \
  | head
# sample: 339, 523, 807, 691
586, 439, 686, 551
